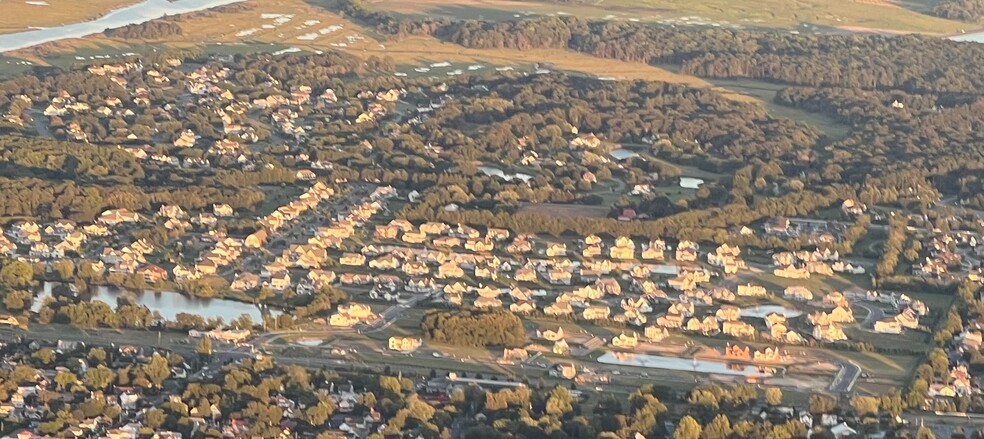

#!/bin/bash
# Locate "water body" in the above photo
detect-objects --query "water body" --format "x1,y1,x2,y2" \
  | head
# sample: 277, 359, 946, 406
741, 305, 803, 319
646, 264, 679, 276
478, 166, 533, 182
951, 32, 984, 43
35, 282, 274, 323
679, 177, 705, 189
610, 148, 640, 160
0, 0, 245, 53
598, 352, 773, 377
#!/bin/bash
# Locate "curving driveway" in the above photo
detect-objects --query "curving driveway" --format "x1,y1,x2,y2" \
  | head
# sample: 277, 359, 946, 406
856, 303, 886, 329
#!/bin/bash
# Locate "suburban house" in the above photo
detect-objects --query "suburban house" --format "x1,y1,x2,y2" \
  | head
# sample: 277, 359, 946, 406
611, 332, 639, 349
784, 286, 813, 301
231, 273, 260, 291
583, 305, 611, 320
388, 337, 422, 352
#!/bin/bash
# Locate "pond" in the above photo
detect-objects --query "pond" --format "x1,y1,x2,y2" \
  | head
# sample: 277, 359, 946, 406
646, 264, 679, 275
34, 282, 276, 323
478, 166, 533, 182
610, 148, 640, 160
741, 305, 804, 319
598, 352, 774, 377
0, 0, 244, 52
679, 177, 705, 189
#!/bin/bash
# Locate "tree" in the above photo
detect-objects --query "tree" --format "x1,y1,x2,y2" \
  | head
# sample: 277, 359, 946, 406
145, 408, 165, 430
3, 290, 32, 312
0, 260, 33, 289
545, 386, 574, 416
305, 397, 335, 427
675, 416, 702, 439
54, 370, 79, 391
702, 414, 732, 439
809, 394, 836, 414
379, 376, 403, 396
915, 425, 936, 439
85, 365, 116, 390
88, 347, 107, 364
32, 348, 56, 365
196, 336, 213, 357
764, 387, 783, 406
850, 396, 880, 417
144, 353, 170, 389
406, 395, 436, 422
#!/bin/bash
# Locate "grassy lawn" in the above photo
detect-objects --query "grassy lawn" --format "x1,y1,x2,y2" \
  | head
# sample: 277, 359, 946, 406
702, 78, 853, 141
821, 349, 922, 381
747, 272, 872, 294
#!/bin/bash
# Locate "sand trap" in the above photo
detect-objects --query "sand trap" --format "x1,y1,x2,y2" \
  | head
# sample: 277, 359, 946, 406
272, 47, 301, 55
319, 25, 342, 34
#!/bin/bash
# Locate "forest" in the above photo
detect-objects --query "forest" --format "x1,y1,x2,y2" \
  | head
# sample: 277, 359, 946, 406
934, 0, 984, 21
421, 308, 526, 347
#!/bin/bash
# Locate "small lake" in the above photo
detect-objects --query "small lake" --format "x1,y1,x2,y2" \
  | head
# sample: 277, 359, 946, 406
35, 282, 275, 323
610, 148, 640, 160
679, 177, 705, 189
951, 32, 984, 43
647, 264, 679, 275
598, 352, 774, 377
742, 305, 803, 319
0, 0, 245, 52
478, 166, 533, 182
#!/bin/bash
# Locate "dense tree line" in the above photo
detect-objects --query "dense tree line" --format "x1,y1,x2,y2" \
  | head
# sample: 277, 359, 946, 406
934, 0, 984, 21
875, 217, 908, 278
443, 19, 984, 94
421, 308, 526, 347
777, 86, 984, 206
334, 0, 984, 95
104, 21, 183, 40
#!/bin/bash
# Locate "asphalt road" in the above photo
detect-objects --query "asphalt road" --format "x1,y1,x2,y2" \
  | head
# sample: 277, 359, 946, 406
829, 361, 861, 393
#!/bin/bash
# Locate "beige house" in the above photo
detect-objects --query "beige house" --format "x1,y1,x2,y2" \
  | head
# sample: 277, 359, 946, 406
611, 332, 639, 349
645, 325, 669, 341
388, 337, 422, 352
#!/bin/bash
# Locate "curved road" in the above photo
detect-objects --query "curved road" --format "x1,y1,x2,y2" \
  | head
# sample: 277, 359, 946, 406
857, 303, 886, 329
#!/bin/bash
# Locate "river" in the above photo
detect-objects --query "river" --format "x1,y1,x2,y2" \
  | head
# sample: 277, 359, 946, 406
0, 0, 244, 53
34, 282, 276, 323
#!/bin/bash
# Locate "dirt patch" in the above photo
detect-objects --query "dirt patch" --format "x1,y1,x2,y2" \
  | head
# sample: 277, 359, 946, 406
519, 203, 610, 218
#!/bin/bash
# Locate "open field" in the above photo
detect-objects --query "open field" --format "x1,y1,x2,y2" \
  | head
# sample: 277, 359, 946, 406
0, 0, 140, 35
703, 77, 853, 141
359, 0, 973, 34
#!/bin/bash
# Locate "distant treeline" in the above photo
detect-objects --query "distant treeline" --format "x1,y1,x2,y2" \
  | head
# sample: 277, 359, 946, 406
934, 0, 984, 22
104, 21, 183, 40
336, 0, 984, 95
